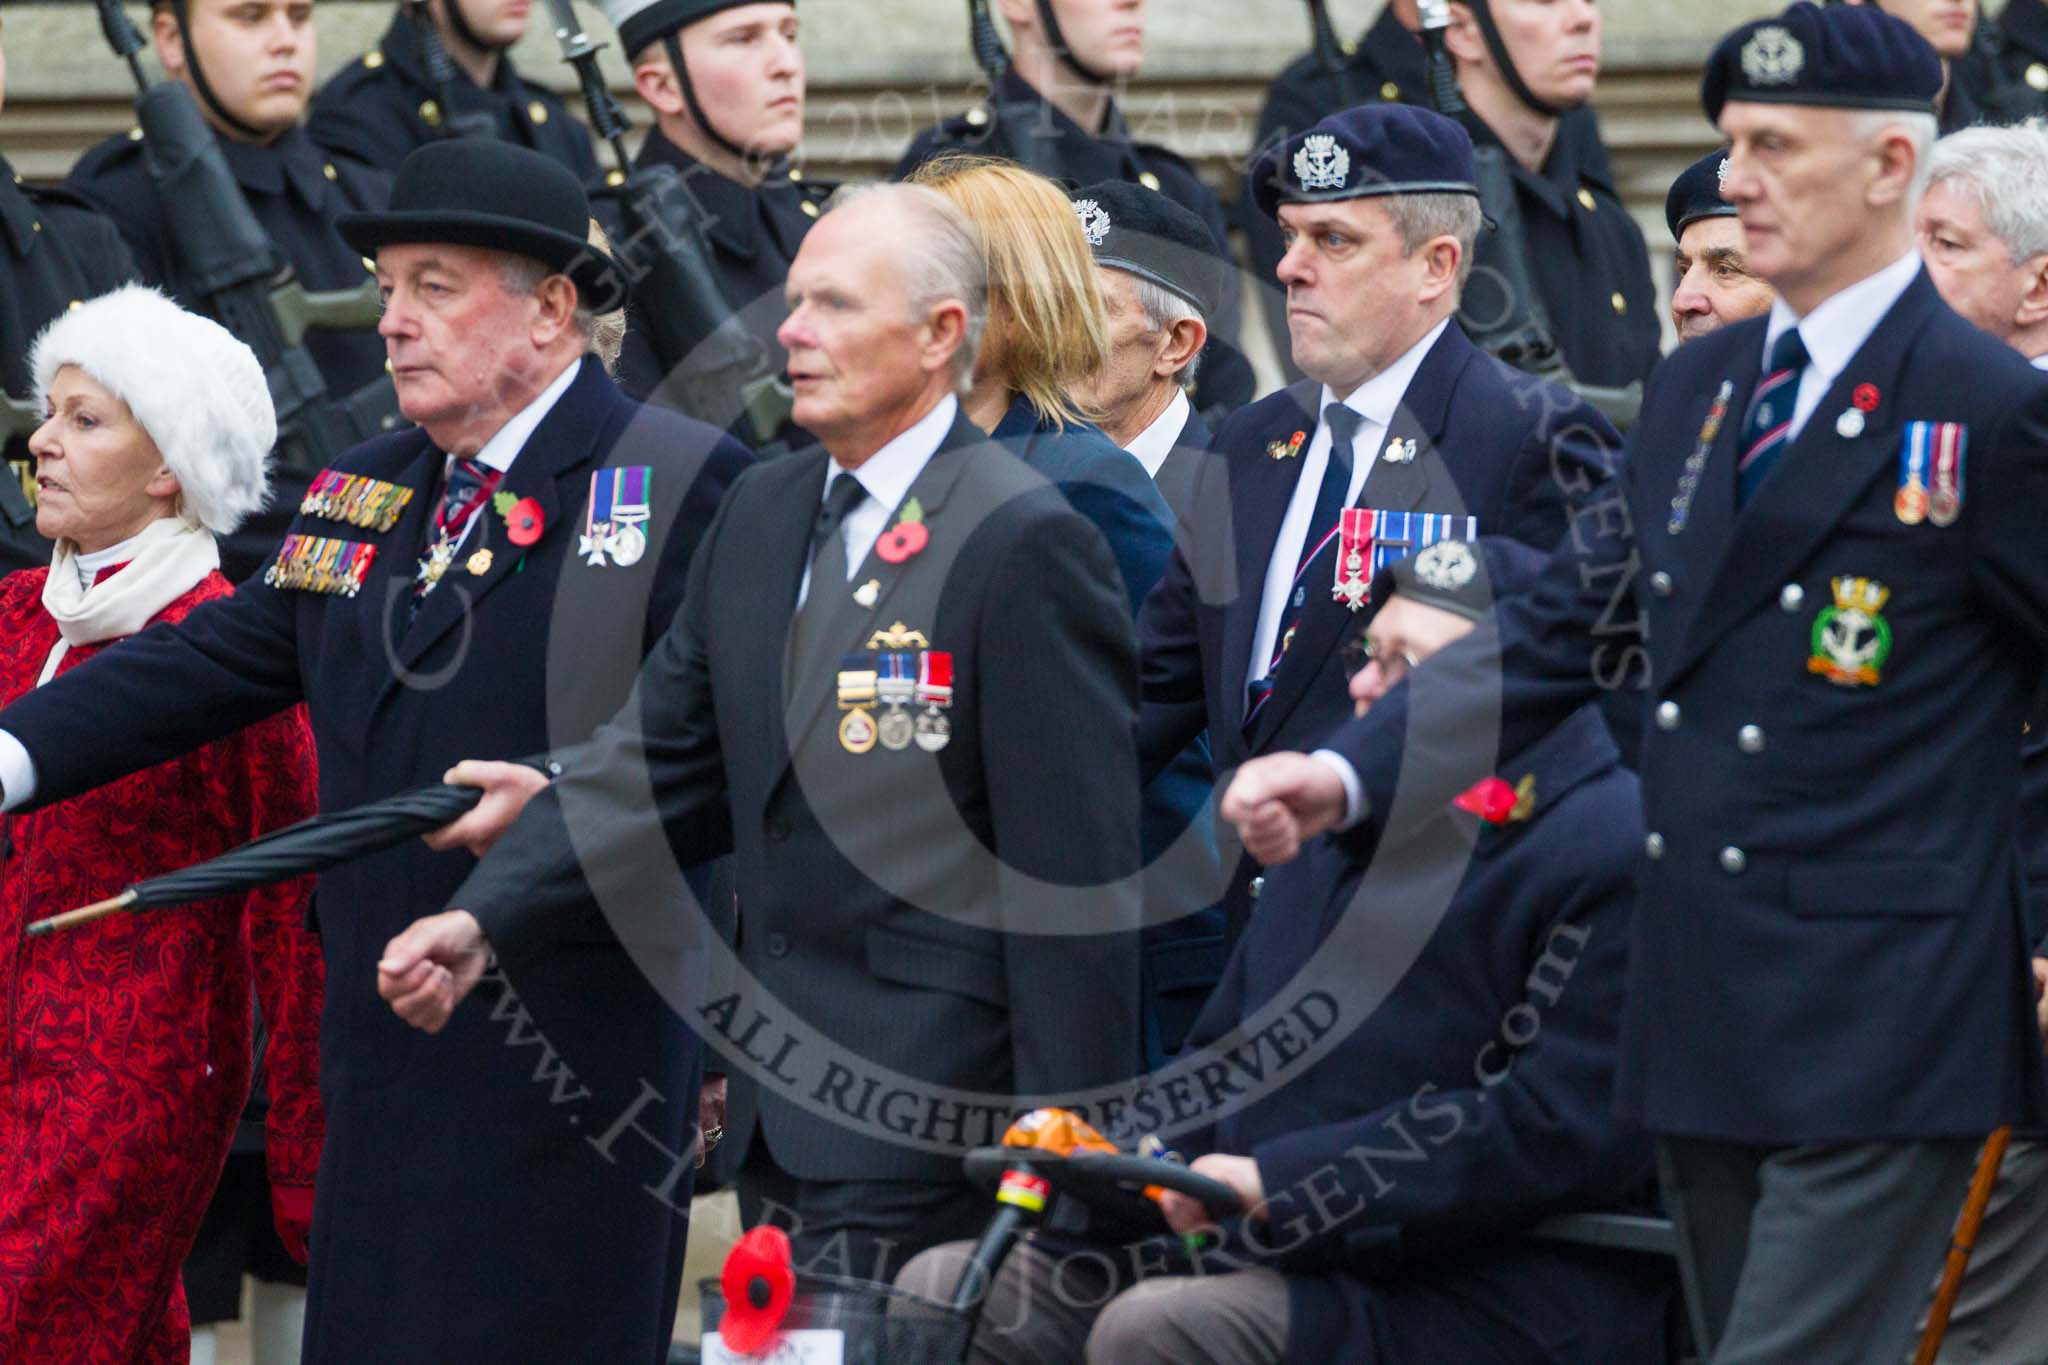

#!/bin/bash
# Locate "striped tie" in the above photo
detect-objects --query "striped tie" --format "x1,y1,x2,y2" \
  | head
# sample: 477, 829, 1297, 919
1737, 328, 1810, 506
1245, 403, 1360, 732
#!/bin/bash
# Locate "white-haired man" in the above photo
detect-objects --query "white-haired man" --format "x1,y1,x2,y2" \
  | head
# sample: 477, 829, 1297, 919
380, 181, 1145, 1284
1914, 118, 2048, 1365
1222, 5, 2048, 1361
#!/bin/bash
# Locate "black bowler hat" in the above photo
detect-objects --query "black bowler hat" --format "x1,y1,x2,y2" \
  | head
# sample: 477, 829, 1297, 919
606, 0, 789, 59
1665, 149, 1739, 240
336, 141, 627, 312
1249, 104, 1478, 222
1701, 1, 1942, 125
1363, 536, 1550, 626
1070, 180, 1229, 321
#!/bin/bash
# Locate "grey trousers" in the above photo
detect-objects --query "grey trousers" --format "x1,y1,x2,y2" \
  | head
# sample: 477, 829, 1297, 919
1915, 1139, 2048, 1365
894, 1237, 1290, 1365
1657, 1137, 1982, 1365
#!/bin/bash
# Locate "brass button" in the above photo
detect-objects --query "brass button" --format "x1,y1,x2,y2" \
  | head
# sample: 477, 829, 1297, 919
1138, 171, 1161, 191
1779, 582, 1805, 612
529, 101, 548, 125
1342, 38, 1357, 56
323, 162, 338, 181
1577, 187, 1597, 211
605, 168, 625, 187
1655, 700, 1681, 732
68, 299, 82, 310
363, 49, 385, 70
1719, 846, 1747, 875
1610, 291, 1628, 315
420, 99, 442, 127
1738, 724, 1766, 754
30, 221, 40, 233
788, 167, 803, 181
1649, 570, 1673, 597
801, 200, 819, 218
128, 126, 144, 141
965, 106, 990, 128
1644, 833, 1665, 861
2030, 62, 2048, 91
1380, 81, 1400, 101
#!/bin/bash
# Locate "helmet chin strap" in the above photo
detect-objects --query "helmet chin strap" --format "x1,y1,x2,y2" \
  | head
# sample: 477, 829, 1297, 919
1033, 0, 1117, 88
1467, 0, 1575, 120
662, 31, 753, 163
169, 0, 271, 141
441, 0, 514, 57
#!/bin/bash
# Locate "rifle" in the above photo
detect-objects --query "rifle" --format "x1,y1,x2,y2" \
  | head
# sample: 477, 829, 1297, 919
91, 0, 403, 468
402, 0, 500, 140
1304, 0, 1359, 110
964, 0, 1063, 177
539, 0, 791, 448
1416, 0, 1639, 430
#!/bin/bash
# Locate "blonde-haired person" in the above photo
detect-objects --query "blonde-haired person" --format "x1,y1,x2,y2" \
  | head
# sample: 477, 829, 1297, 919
0, 285, 324, 1363
911, 154, 1224, 1068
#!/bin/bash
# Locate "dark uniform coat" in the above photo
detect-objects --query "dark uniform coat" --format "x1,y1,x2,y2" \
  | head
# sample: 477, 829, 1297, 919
1151, 402, 1212, 530
0, 158, 137, 573
0, 358, 751, 1363
1322, 268, 2048, 1142
991, 398, 1224, 1064
1956, 0, 2048, 124
450, 414, 1143, 1193
897, 66, 1255, 423
603, 125, 832, 413
1174, 707, 1671, 1361
1242, 3, 1621, 380
308, 15, 598, 182
1136, 321, 1620, 946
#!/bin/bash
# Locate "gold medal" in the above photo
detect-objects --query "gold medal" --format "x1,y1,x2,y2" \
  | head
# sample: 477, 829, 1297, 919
839, 707, 878, 754
1894, 482, 1928, 525
467, 548, 494, 576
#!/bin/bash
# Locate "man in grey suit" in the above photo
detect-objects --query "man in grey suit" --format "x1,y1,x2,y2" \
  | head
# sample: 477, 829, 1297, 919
380, 181, 1144, 1283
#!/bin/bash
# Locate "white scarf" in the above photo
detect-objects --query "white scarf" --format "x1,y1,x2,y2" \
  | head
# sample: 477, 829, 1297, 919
38, 517, 220, 685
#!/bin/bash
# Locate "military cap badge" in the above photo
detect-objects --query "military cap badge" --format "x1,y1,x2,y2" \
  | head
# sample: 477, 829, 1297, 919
1413, 539, 1477, 592
1073, 198, 1111, 248
1293, 134, 1351, 192
1741, 26, 1804, 85
1716, 157, 1730, 190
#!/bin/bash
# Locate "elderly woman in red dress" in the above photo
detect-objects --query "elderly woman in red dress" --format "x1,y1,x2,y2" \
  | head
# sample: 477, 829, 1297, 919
0, 286, 324, 1363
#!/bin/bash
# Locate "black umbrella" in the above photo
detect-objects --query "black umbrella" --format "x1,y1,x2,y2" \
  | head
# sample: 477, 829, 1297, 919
23, 770, 528, 937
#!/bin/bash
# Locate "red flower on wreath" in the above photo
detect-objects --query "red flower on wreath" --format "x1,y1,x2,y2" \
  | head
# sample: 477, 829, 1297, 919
876, 495, 929, 564
503, 497, 545, 547
719, 1226, 796, 1353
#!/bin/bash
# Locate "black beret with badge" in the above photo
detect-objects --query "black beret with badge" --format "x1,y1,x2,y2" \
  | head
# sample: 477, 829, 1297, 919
1700, 1, 1943, 125
1665, 148, 1740, 241
1247, 103, 1480, 221
1070, 180, 1231, 322
1364, 535, 1551, 625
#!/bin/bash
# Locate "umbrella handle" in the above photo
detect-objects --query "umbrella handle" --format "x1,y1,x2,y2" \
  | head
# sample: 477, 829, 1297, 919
24, 889, 141, 938
1911, 1125, 2014, 1365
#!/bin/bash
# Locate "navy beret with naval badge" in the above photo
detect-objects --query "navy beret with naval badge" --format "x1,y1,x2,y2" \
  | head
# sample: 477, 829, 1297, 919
1070, 180, 1231, 321
1665, 149, 1740, 240
1701, 1, 1942, 125
1248, 103, 1479, 222
1363, 535, 1551, 628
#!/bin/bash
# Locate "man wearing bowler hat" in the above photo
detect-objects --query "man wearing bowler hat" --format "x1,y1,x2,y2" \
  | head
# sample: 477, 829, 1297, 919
0, 140, 750, 1363
1225, 6, 2048, 1359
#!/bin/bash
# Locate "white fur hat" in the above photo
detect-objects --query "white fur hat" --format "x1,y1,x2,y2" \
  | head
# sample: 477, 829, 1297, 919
30, 285, 276, 536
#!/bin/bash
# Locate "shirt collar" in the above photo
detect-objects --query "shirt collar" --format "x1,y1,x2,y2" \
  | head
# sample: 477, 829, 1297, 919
824, 394, 959, 510
1123, 388, 1190, 480
2031, 352, 2048, 371
1328, 316, 1450, 430
467, 357, 581, 473
1763, 251, 1922, 382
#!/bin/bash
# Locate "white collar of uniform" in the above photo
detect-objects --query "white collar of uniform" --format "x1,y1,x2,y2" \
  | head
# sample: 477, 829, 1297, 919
1124, 387, 1191, 480
824, 393, 958, 510
1324, 315, 1450, 432
1762, 252, 1921, 382
2031, 351, 2048, 371
464, 356, 583, 474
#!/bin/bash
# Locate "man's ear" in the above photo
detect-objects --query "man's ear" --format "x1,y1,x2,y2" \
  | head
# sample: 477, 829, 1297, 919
2017, 253, 2048, 332
1443, 1, 1486, 68
153, 6, 187, 79
530, 274, 581, 345
1868, 127, 1921, 210
1151, 314, 1207, 382
921, 299, 969, 377
632, 48, 685, 119
1414, 234, 1463, 306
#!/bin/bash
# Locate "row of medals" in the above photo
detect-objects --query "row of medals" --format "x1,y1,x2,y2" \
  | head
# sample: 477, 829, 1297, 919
843, 689, 951, 755
1894, 476, 1957, 527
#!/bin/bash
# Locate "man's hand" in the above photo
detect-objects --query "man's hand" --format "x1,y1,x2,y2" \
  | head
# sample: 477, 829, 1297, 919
422, 760, 551, 857
699, 1075, 728, 1169
1221, 753, 1348, 865
377, 910, 491, 1032
2033, 957, 2047, 1054
1157, 1154, 1267, 1236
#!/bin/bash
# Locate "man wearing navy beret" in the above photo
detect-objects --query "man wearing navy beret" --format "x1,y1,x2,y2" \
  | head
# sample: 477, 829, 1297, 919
1666, 148, 1775, 343
1226, 5, 2048, 1360
1134, 101, 1622, 960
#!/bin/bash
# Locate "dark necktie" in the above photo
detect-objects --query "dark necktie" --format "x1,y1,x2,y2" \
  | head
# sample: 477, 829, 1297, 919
1737, 328, 1810, 506
1246, 403, 1361, 730
788, 473, 870, 678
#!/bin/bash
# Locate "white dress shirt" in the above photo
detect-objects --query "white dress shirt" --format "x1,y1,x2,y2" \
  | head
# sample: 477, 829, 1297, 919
0, 356, 587, 812
1123, 388, 1191, 481
1247, 317, 1448, 689
796, 394, 958, 609
1760, 251, 1921, 444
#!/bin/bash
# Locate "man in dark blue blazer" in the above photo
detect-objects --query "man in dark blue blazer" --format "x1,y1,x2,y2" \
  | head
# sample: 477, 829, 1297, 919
1136, 103, 1622, 949
898, 539, 1671, 1363
0, 143, 750, 1363
1224, 8, 2048, 1360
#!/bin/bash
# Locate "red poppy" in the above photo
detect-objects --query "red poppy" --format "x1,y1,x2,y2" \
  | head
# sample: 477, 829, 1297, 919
1852, 384, 1880, 413
718, 1226, 796, 1353
504, 497, 545, 547
875, 519, 929, 564
1452, 776, 1517, 825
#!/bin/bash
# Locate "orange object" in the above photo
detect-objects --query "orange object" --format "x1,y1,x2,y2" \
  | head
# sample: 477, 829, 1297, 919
1912, 1126, 2013, 1365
